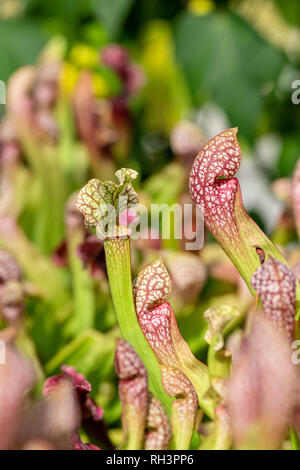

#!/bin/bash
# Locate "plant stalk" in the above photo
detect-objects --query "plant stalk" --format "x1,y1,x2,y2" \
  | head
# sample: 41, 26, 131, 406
104, 237, 172, 413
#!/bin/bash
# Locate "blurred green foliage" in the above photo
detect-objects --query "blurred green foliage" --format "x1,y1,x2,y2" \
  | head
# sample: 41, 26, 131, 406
0, 0, 299, 146
0, 17, 48, 82
174, 10, 286, 138
275, 0, 300, 27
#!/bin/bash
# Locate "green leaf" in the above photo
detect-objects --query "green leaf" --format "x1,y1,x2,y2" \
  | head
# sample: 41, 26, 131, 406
275, 0, 300, 27
45, 329, 117, 390
276, 133, 300, 178
144, 163, 186, 205
174, 11, 285, 138
63, 227, 96, 338
90, 0, 134, 38
290, 427, 300, 450
140, 21, 191, 136
0, 18, 48, 83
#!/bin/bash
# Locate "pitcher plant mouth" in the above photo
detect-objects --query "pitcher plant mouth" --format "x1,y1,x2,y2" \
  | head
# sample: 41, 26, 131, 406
189, 127, 300, 336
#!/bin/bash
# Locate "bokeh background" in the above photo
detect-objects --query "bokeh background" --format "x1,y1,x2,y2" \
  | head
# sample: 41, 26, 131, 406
1, 2, 300, 165
0, 0, 300, 448
2, 0, 300, 230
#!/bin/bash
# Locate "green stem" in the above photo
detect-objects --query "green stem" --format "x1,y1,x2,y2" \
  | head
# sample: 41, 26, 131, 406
16, 324, 45, 387
207, 337, 231, 379
290, 427, 300, 450
214, 189, 300, 334
64, 227, 95, 337
104, 237, 172, 413
0, 223, 67, 306
20, 136, 65, 253
125, 413, 145, 450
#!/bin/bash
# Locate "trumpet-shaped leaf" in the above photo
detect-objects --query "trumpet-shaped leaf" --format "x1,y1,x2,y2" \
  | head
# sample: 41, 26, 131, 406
0, 249, 22, 284
292, 158, 300, 239
251, 256, 296, 341
43, 365, 104, 449
189, 128, 292, 296
198, 405, 232, 450
227, 314, 298, 449
161, 367, 198, 449
134, 259, 214, 448
115, 339, 148, 450
0, 346, 35, 449
203, 306, 239, 405
145, 395, 171, 450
